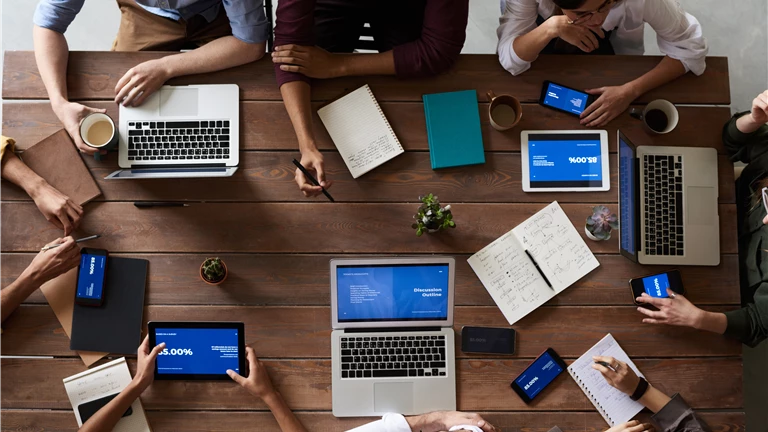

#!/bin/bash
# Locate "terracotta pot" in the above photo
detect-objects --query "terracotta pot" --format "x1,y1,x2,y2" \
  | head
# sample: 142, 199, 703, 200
200, 259, 228, 285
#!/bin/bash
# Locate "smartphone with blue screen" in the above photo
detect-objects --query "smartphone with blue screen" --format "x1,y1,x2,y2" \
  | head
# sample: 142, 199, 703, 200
75, 248, 108, 307
630, 270, 684, 306
539, 80, 595, 116
510, 348, 566, 403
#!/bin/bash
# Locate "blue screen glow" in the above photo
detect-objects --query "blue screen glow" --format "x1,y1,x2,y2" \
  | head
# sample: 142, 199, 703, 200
619, 136, 637, 258
642, 273, 671, 298
154, 328, 240, 375
542, 83, 589, 115
336, 264, 450, 322
514, 351, 564, 399
528, 133, 603, 188
76, 254, 106, 300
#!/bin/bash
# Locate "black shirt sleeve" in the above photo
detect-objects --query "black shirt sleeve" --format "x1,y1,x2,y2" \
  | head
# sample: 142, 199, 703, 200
651, 394, 712, 432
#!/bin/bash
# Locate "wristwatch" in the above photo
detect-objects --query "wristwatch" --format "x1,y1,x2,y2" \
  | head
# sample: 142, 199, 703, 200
630, 377, 649, 401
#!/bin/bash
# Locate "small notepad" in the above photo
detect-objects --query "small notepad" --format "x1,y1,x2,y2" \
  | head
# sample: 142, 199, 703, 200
568, 334, 645, 427
318, 85, 404, 178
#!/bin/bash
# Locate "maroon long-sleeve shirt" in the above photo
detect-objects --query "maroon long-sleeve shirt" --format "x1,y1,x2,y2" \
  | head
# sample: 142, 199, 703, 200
273, 0, 469, 87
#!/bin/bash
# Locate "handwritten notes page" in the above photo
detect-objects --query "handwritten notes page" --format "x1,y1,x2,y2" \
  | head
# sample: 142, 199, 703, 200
317, 84, 404, 178
467, 201, 599, 325
568, 334, 645, 426
63, 357, 150, 431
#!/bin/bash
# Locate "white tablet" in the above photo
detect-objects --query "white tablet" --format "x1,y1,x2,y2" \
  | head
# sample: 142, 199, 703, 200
521, 130, 610, 192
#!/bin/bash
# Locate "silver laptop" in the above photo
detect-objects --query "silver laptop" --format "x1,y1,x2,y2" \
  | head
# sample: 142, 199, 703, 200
618, 131, 719, 266
106, 84, 239, 179
330, 257, 457, 417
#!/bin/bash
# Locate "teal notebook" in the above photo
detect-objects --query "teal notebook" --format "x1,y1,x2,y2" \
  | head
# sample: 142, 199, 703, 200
423, 90, 486, 169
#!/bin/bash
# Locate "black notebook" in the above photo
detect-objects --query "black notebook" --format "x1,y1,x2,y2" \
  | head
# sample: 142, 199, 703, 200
70, 257, 148, 355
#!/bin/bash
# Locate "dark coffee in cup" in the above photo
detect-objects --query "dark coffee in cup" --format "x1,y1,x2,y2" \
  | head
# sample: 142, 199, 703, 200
645, 109, 669, 133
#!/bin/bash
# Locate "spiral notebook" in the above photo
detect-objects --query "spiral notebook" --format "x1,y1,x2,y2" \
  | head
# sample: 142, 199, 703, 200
317, 84, 404, 178
568, 334, 645, 427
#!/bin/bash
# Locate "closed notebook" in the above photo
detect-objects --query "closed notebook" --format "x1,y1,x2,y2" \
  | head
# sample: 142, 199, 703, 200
423, 90, 485, 169
20, 129, 102, 205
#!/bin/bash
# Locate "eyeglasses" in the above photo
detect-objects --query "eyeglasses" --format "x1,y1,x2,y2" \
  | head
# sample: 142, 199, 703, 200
762, 187, 768, 214
567, 0, 617, 25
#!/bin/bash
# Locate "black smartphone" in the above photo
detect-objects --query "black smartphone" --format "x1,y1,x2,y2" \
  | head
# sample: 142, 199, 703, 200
75, 248, 109, 307
77, 393, 132, 423
539, 80, 595, 116
461, 326, 516, 355
630, 269, 684, 306
510, 348, 567, 404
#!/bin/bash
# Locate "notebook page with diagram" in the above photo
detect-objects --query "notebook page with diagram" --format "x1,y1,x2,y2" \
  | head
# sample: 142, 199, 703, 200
467, 201, 599, 324
568, 334, 645, 426
317, 84, 404, 178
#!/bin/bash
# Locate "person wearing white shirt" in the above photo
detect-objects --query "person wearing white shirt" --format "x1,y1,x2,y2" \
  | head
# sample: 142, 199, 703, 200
497, 0, 708, 127
347, 411, 496, 432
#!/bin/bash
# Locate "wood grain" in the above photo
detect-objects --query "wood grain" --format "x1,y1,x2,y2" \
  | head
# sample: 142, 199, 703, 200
0, 357, 742, 411
2, 101, 730, 153
0, 305, 741, 358
1, 253, 741, 307
0, 202, 738, 254
3, 52, 730, 104
0, 410, 746, 432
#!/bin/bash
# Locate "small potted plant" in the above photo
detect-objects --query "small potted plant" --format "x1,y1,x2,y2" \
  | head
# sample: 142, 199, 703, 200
585, 205, 619, 241
412, 193, 456, 237
200, 257, 228, 285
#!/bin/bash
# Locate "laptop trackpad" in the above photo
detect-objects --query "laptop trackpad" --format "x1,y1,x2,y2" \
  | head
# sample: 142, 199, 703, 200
159, 88, 198, 117
374, 382, 413, 413
686, 186, 716, 225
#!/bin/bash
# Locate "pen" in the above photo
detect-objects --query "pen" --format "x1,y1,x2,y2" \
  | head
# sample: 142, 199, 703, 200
524, 250, 553, 289
134, 202, 189, 208
292, 159, 335, 202
594, 361, 615, 371
41, 234, 101, 252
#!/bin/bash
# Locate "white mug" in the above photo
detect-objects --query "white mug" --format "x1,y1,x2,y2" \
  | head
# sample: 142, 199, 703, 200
630, 99, 679, 134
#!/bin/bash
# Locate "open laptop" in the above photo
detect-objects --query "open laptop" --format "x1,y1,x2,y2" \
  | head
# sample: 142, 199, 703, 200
618, 131, 720, 266
330, 257, 456, 417
105, 84, 239, 179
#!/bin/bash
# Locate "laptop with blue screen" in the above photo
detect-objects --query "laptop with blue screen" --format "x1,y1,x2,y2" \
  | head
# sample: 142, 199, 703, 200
330, 257, 456, 417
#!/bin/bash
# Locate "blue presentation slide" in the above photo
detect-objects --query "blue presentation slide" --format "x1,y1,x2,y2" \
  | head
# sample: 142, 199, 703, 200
76, 254, 106, 299
515, 351, 563, 399
543, 83, 589, 115
642, 273, 671, 298
155, 328, 240, 375
528, 134, 603, 187
336, 265, 449, 322
619, 137, 636, 255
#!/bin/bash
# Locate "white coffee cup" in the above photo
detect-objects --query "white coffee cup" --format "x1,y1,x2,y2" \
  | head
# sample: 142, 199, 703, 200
630, 99, 679, 134
79, 112, 118, 160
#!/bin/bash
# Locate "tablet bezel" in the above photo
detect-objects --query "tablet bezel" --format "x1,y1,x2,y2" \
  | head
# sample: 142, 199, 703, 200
521, 130, 610, 192
148, 321, 246, 381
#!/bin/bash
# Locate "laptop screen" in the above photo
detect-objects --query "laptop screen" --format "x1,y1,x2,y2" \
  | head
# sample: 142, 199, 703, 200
619, 133, 637, 260
336, 264, 450, 322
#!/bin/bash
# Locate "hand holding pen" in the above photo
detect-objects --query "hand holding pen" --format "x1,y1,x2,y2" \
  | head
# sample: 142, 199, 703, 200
293, 158, 335, 202
40, 234, 100, 252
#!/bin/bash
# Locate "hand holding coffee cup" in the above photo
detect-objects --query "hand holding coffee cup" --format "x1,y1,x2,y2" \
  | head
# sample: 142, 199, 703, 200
79, 113, 119, 161
630, 99, 679, 134
487, 91, 523, 131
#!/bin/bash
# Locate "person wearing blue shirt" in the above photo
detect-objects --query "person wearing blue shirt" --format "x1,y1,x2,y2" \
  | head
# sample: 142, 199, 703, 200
32, 0, 269, 156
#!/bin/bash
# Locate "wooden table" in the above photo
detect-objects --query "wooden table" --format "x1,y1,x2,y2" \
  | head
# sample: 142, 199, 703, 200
1, 52, 743, 431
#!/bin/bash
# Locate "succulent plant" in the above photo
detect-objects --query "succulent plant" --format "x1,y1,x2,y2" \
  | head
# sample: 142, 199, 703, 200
585, 205, 619, 241
411, 194, 456, 237
201, 257, 227, 283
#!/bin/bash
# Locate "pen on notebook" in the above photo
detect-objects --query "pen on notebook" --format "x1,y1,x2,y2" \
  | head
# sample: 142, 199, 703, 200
292, 159, 335, 202
134, 202, 189, 208
41, 235, 101, 252
524, 250, 553, 289
594, 360, 616, 371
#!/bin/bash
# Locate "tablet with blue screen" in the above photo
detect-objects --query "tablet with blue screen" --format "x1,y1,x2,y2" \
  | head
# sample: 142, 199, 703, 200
521, 130, 610, 192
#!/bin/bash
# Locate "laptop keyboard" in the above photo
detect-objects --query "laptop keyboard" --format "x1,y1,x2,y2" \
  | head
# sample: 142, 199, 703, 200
340, 335, 447, 379
643, 155, 684, 256
126, 120, 231, 161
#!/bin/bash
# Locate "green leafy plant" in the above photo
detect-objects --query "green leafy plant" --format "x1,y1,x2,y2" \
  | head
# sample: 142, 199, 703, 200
585, 205, 619, 241
411, 194, 456, 237
201, 257, 227, 283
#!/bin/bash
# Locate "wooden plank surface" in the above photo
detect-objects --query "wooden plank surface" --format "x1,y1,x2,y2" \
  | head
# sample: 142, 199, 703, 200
0, 358, 742, 411
1, 253, 741, 306
2, 52, 730, 104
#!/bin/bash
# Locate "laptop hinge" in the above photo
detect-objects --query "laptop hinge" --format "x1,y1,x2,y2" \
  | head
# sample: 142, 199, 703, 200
634, 156, 643, 255
344, 327, 441, 333
130, 163, 227, 168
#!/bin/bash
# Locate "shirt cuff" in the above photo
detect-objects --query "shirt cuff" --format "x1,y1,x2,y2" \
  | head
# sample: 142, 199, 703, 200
1, 136, 16, 161
274, 64, 311, 88
651, 393, 693, 431
498, 36, 533, 76
724, 308, 750, 342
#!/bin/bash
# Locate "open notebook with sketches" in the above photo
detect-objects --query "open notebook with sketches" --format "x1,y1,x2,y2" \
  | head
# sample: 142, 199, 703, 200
317, 84, 404, 178
467, 201, 599, 324
63, 357, 151, 431
568, 334, 645, 426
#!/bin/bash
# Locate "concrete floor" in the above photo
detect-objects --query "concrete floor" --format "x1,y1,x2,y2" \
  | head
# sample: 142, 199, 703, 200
1, 0, 767, 429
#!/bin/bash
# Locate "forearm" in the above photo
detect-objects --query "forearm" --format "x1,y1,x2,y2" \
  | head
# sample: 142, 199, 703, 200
511, 17, 559, 62
736, 114, 764, 134
279, 81, 317, 153
80, 381, 143, 432
336, 51, 396, 77
638, 384, 672, 413
158, 36, 265, 79
1, 153, 49, 199
406, 412, 443, 432
33, 25, 71, 107
623, 56, 686, 100
1, 273, 40, 323
262, 392, 306, 432
693, 310, 728, 334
